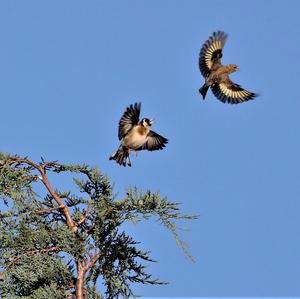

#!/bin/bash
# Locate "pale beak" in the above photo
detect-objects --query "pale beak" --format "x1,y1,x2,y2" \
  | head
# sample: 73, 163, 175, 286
236, 67, 240, 71
149, 119, 154, 125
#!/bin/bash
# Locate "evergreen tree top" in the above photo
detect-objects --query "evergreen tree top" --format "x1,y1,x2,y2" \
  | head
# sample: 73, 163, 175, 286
0, 153, 197, 298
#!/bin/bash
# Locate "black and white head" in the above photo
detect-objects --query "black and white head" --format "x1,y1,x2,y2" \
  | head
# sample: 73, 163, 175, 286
140, 118, 154, 128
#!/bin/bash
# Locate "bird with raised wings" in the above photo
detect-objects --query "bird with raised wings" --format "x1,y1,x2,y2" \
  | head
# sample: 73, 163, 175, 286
109, 102, 168, 167
198, 31, 257, 104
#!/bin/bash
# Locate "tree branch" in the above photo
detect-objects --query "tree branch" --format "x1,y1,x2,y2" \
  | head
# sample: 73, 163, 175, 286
33, 205, 64, 215
83, 251, 105, 273
41, 173, 77, 232
6, 246, 62, 269
75, 251, 105, 299
76, 210, 91, 226
0, 206, 64, 219
9, 158, 78, 233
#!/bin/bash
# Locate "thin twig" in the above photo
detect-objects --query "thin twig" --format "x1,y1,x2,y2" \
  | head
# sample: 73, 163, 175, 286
33, 205, 65, 215
6, 246, 62, 269
77, 210, 91, 226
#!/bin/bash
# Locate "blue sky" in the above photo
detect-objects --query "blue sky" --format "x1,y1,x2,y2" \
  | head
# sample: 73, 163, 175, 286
1, 0, 300, 297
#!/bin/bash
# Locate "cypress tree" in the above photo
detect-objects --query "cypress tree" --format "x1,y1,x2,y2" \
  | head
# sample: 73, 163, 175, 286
0, 153, 197, 298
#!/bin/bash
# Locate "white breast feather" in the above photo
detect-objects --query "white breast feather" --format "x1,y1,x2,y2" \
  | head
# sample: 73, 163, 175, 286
122, 126, 148, 149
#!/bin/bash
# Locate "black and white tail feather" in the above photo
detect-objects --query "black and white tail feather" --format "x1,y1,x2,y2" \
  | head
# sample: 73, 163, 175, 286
109, 146, 131, 167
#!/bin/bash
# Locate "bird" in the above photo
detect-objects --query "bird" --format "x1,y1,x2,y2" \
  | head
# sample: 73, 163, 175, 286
109, 102, 168, 167
198, 31, 257, 104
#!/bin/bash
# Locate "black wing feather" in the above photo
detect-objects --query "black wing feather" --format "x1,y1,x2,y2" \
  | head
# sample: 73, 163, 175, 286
118, 102, 141, 140
138, 131, 168, 151
199, 31, 228, 78
211, 82, 257, 104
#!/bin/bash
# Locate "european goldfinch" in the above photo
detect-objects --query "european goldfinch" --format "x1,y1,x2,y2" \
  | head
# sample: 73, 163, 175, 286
199, 31, 257, 104
109, 102, 168, 167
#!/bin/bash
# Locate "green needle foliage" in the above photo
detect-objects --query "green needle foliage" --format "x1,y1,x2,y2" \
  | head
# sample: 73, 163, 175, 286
0, 153, 197, 298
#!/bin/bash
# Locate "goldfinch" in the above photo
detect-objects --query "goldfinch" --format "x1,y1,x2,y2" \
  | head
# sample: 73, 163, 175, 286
199, 31, 257, 104
109, 102, 168, 167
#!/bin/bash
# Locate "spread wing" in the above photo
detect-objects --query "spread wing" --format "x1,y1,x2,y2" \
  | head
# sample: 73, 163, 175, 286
211, 81, 257, 104
138, 131, 168, 151
199, 31, 227, 78
118, 102, 141, 140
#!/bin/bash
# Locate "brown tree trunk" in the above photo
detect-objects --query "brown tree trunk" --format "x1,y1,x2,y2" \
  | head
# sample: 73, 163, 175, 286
75, 253, 104, 298
76, 261, 86, 299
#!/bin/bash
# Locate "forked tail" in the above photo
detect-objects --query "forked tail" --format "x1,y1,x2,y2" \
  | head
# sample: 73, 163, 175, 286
109, 145, 131, 167
199, 84, 209, 99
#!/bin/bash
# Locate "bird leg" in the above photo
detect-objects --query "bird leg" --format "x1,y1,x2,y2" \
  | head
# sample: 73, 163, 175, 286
128, 148, 138, 158
127, 155, 132, 167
